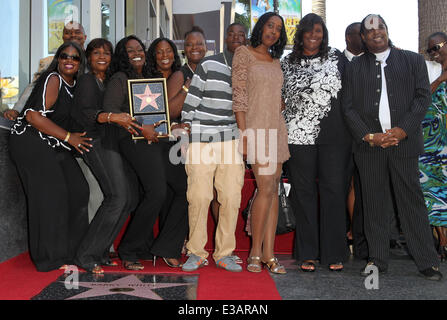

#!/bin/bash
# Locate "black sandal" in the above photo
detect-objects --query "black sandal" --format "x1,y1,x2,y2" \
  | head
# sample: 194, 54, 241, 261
123, 261, 144, 271
82, 264, 105, 274
329, 262, 344, 271
300, 261, 316, 272
103, 260, 119, 267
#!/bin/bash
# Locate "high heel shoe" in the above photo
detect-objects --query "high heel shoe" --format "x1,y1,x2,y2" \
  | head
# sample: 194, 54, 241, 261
262, 257, 286, 274
123, 260, 144, 271
79, 264, 104, 274
153, 256, 183, 268
247, 256, 262, 273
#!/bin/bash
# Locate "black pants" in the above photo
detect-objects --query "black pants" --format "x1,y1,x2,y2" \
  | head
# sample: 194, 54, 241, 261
117, 136, 188, 261
286, 144, 351, 264
350, 156, 402, 260
74, 135, 137, 269
9, 131, 89, 272
355, 150, 439, 271
151, 140, 188, 259
351, 162, 369, 259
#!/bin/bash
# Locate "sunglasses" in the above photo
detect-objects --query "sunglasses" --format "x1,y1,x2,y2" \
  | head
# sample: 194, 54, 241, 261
59, 53, 81, 62
427, 41, 446, 54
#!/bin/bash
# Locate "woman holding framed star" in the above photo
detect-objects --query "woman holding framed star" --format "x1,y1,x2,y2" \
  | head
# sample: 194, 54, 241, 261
141, 37, 190, 269
71, 38, 144, 274
103, 35, 166, 271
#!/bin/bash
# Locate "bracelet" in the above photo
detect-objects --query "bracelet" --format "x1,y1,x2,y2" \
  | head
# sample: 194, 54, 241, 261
182, 85, 189, 93
64, 132, 71, 142
107, 112, 112, 124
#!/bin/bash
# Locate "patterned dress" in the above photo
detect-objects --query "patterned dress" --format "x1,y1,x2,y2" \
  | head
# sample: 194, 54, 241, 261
419, 81, 447, 226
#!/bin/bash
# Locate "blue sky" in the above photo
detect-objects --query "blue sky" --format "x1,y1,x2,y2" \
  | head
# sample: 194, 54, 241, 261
236, 0, 419, 53
324, 0, 419, 53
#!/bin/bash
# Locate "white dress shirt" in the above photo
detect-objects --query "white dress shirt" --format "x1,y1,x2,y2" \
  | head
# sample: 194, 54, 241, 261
375, 48, 392, 132
344, 49, 364, 62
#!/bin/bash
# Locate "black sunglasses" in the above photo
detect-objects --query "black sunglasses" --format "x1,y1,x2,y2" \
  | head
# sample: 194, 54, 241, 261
59, 52, 81, 62
427, 41, 446, 54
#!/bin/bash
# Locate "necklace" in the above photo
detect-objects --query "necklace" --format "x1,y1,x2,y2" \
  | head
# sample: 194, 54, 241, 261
303, 52, 319, 63
95, 77, 105, 91
186, 63, 194, 74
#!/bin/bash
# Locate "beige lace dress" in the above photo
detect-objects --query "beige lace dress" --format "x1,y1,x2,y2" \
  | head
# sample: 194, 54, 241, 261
232, 45, 290, 165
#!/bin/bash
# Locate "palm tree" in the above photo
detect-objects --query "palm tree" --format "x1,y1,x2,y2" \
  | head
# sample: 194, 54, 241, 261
418, 0, 447, 55
312, 0, 326, 22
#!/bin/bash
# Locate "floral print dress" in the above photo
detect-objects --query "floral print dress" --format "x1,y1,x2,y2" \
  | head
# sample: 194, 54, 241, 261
281, 48, 342, 145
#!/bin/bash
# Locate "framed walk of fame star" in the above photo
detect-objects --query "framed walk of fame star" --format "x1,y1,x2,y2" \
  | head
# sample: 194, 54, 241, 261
128, 78, 171, 139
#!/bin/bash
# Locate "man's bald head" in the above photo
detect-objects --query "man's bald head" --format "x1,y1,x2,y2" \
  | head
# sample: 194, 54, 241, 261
345, 22, 363, 55
63, 21, 87, 49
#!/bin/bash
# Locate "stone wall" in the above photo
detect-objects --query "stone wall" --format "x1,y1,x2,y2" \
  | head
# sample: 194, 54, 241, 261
0, 126, 28, 263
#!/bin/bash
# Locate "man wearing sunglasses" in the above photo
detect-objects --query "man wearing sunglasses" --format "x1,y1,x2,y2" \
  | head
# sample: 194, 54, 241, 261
342, 14, 442, 281
3, 21, 87, 121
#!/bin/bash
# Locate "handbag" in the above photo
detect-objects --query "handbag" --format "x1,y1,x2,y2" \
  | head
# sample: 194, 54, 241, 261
276, 179, 296, 234
243, 179, 296, 236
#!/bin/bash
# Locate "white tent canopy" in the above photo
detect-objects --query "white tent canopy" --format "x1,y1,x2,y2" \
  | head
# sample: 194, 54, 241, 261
173, 0, 233, 15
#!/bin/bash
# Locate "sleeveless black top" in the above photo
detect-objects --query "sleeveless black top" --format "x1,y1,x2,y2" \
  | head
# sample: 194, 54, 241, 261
180, 63, 194, 83
11, 72, 75, 150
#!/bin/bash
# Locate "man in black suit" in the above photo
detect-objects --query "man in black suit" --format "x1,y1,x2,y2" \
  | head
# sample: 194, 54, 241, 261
342, 14, 442, 281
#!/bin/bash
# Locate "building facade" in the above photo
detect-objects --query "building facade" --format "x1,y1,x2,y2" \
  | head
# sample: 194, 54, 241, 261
0, 0, 173, 110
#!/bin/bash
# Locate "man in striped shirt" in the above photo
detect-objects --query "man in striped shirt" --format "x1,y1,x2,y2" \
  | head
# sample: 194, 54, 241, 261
181, 23, 247, 272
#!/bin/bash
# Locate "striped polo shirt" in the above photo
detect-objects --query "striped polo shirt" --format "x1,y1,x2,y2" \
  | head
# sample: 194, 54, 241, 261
181, 49, 239, 143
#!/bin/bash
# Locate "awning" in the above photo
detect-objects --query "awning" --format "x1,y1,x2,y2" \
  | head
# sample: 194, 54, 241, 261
173, 0, 233, 15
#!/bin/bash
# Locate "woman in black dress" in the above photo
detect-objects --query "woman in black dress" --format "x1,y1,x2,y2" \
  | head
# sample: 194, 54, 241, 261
9, 42, 91, 272
103, 35, 169, 270
144, 38, 190, 268
71, 38, 143, 274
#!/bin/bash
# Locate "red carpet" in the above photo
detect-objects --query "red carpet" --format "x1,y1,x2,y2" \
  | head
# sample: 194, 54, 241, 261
114, 171, 295, 255
0, 251, 281, 300
0, 170, 292, 300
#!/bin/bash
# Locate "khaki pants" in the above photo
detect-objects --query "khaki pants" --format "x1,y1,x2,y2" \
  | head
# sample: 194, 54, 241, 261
185, 139, 245, 261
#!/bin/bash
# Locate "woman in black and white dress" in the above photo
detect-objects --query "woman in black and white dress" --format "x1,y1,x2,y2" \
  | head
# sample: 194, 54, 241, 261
9, 42, 91, 272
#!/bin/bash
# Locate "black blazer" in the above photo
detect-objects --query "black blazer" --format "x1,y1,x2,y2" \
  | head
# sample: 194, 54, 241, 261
317, 49, 352, 145
342, 47, 431, 157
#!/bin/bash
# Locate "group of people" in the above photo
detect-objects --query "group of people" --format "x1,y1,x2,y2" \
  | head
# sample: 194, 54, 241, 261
4, 11, 446, 282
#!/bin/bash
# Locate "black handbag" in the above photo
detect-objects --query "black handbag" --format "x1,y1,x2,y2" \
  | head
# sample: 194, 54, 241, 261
242, 180, 296, 235
276, 179, 296, 235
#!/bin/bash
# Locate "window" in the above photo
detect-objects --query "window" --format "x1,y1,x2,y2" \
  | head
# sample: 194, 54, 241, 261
159, 0, 169, 38
102, 0, 116, 42
0, 0, 30, 110
46, 0, 82, 55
